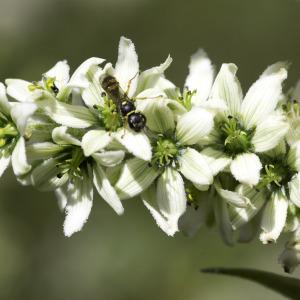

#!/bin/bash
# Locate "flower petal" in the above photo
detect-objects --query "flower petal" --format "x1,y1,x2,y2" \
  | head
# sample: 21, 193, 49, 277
52, 126, 81, 146
136, 55, 172, 94
55, 187, 68, 211
114, 36, 139, 97
230, 185, 266, 229
260, 190, 288, 244
45, 60, 70, 90
92, 150, 125, 167
289, 173, 300, 208
184, 49, 215, 105
178, 148, 213, 186
26, 142, 66, 161
11, 137, 31, 176
200, 147, 231, 176
93, 163, 124, 215
10, 102, 37, 136
241, 64, 287, 128
81, 129, 113, 157
5, 79, 37, 102
63, 169, 93, 237
176, 107, 214, 145
114, 129, 152, 161
288, 142, 300, 172
210, 63, 243, 116
0, 154, 11, 177
0, 82, 11, 115
115, 158, 160, 200
149, 168, 186, 236
230, 153, 262, 186
252, 113, 289, 153
38, 98, 97, 128
136, 98, 175, 133
214, 196, 234, 246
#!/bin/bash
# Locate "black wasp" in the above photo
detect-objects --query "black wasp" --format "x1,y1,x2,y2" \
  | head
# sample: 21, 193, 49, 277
101, 75, 146, 132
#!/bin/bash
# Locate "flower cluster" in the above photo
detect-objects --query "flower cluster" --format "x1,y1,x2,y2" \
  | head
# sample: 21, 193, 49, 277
1, 37, 300, 272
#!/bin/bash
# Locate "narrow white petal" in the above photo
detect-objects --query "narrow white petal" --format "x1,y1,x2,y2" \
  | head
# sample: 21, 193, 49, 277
214, 196, 234, 246
115, 36, 139, 97
11, 137, 31, 176
115, 158, 160, 200
11, 103, 37, 135
136, 98, 175, 133
68, 57, 105, 88
178, 148, 213, 186
38, 98, 97, 128
241, 65, 287, 128
288, 142, 300, 172
92, 150, 125, 167
45, 60, 70, 89
136, 55, 172, 94
279, 247, 300, 274
52, 126, 81, 146
286, 119, 300, 147
231, 185, 266, 229
200, 147, 231, 175
0, 154, 11, 177
55, 187, 68, 211
154, 168, 186, 235
64, 171, 93, 237
252, 113, 289, 153
5, 79, 36, 102
93, 163, 124, 215
214, 181, 250, 208
210, 63, 243, 116
0, 82, 11, 115
230, 153, 262, 186
81, 130, 112, 157
141, 185, 177, 236
114, 129, 152, 161
260, 191, 288, 244
184, 49, 215, 105
26, 142, 66, 161
289, 173, 300, 208
176, 108, 214, 145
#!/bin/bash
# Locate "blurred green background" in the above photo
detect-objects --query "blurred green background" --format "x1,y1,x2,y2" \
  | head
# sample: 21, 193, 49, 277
0, 0, 299, 299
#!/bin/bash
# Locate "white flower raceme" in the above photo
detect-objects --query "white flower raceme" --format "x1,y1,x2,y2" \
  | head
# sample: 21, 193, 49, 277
115, 100, 214, 236
0, 83, 37, 177
24, 126, 124, 237
197, 62, 289, 186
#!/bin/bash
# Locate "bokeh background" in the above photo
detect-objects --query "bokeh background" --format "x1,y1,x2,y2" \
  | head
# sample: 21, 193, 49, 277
0, 0, 299, 299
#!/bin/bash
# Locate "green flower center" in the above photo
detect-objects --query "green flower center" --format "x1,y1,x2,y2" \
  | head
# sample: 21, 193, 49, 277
0, 116, 19, 150
176, 89, 196, 111
219, 116, 254, 156
258, 160, 295, 191
152, 136, 180, 168
28, 76, 59, 96
94, 95, 122, 132
56, 147, 86, 179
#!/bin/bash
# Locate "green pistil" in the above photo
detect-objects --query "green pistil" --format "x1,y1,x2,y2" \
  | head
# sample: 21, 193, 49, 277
56, 147, 86, 179
257, 162, 294, 191
282, 99, 300, 118
152, 136, 180, 168
176, 89, 196, 111
94, 96, 122, 132
219, 116, 254, 156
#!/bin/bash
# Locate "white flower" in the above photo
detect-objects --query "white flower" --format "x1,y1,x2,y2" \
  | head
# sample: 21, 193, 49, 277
79, 36, 174, 161
24, 126, 124, 237
0, 83, 37, 177
115, 101, 214, 236
198, 62, 289, 186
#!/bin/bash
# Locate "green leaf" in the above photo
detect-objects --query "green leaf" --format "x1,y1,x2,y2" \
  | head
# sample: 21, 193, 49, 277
201, 267, 300, 300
